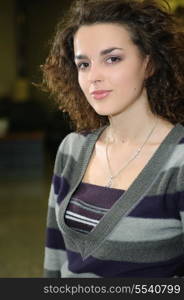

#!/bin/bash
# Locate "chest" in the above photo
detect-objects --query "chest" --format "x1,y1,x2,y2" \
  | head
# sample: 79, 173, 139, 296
82, 142, 161, 190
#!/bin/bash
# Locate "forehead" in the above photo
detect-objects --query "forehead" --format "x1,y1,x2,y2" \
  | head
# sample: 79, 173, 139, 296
73, 23, 133, 54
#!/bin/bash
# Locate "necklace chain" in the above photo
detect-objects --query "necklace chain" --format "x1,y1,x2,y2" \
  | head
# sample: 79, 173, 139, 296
105, 121, 158, 188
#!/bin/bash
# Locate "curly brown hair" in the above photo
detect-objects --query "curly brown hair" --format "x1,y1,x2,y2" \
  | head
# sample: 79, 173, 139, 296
41, 0, 184, 132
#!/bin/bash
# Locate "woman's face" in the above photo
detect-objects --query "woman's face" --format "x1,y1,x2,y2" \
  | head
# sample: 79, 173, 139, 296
73, 23, 149, 117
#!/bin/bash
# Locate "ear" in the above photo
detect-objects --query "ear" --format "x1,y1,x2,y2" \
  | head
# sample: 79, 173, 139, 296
144, 55, 155, 79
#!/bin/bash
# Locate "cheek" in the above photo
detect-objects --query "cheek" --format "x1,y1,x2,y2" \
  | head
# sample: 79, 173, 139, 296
78, 74, 86, 91
108, 70, 124, 86
78, 75, 90, 100
109, 70, 132, 89
77, 75, 83, 90
113, 66, 145, 88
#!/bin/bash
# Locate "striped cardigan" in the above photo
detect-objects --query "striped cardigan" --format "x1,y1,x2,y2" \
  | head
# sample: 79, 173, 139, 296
43, 123, 184, 277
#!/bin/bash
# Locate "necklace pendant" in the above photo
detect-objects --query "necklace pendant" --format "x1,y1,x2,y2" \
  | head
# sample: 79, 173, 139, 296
106, 176, 113, 188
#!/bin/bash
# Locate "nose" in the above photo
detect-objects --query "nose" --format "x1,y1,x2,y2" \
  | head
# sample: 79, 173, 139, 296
87, 63, 104, 84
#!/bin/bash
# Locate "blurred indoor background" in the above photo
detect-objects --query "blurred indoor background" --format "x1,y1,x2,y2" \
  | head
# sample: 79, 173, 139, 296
0, 0, 183, 277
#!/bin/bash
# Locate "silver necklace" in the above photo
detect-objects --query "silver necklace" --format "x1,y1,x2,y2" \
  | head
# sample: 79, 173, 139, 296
105, 121, 158, 188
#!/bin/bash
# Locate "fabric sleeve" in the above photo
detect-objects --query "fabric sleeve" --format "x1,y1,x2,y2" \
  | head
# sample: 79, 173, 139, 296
43, 180, 67, 277
176, 164, 184, 277
43, 135, 70, 278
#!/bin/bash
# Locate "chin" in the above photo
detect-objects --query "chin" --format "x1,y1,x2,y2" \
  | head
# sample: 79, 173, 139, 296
91, 102, 124, 117
94, 110, 110, 116
95, 108, 121, 117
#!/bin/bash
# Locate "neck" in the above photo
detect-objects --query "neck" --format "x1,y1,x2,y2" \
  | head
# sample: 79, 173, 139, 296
107, 109, 160, 145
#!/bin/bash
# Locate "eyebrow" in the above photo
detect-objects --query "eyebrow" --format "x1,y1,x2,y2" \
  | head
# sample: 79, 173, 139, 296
74, 47, 123, 60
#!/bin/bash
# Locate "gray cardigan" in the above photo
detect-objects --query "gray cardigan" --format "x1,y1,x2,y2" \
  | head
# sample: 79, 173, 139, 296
44, 123, 184, 277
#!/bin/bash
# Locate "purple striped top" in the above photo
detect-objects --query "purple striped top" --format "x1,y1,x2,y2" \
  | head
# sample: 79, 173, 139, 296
64, 182, 125, 233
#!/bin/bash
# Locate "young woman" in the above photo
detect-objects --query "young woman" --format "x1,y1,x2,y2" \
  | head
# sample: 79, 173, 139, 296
42, 0, 184, 277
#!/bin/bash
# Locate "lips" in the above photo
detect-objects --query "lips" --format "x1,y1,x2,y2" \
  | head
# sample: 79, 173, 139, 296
91, 90, 112, 100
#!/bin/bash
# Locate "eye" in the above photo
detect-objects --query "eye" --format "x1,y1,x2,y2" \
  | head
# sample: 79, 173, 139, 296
106, 56, 122, 64
76, 62, 89, 70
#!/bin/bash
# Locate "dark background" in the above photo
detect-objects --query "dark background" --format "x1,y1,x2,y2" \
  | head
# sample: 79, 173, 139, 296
0, 0, 74, 278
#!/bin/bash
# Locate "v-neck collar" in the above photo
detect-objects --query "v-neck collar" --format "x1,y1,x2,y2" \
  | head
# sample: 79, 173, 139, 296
57, 123, 184, 259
